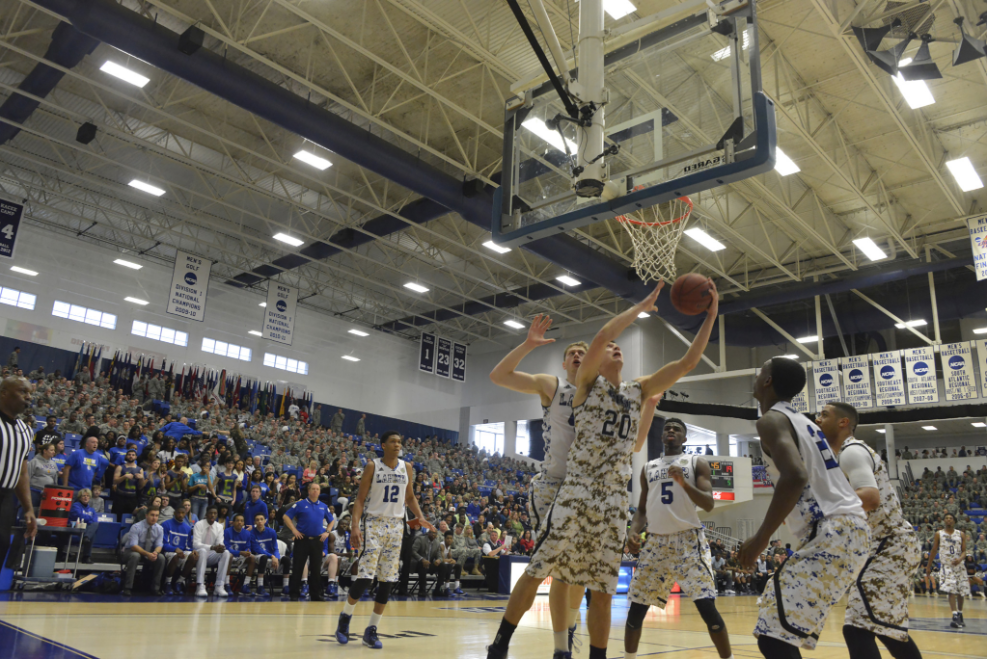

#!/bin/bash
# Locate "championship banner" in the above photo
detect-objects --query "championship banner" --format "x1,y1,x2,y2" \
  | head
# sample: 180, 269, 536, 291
812, 359, 840, 411
978, 339, 987, 399
435, 337, 452, 378
872, 351, 905, 407
0, 198, 24, 259
941, 342, 977, 401
968, 215, 987, 281
840, 355, 873, 409
452, 342, 467, 382
419, 333, 435, 374
262, 283, 297, 345
904, 346, 939, 404
166, 250, 211, 321
790, 362, 810, 413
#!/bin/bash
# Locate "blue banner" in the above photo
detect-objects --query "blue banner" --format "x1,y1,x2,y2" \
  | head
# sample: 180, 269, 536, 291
0, 199, 24, 259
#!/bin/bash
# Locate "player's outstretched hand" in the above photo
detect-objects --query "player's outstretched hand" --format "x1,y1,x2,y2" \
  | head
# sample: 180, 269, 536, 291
525, 314, 555, 347
421, 520, 437, 533
668, 465, 685, 487
626, 533, 641, 554
636, 281, 665, 315
738, 533, 767, 569
349, 527, 363, 551
705, 279, 719, 317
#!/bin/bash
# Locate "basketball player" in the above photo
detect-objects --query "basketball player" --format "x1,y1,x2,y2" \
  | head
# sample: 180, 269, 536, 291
815, 402, 924, 659
335, 431, 435, 649
926, 513, 968, 629
624, 418, 733, 659
739, 358, 870, 659
488, 279, 719, 659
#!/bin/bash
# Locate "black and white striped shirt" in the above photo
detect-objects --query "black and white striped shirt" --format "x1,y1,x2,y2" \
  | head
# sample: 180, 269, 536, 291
0, 411, 32, 489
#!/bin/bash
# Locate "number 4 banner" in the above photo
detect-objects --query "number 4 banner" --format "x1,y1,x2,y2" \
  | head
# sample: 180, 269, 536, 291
0, 199, 24, 259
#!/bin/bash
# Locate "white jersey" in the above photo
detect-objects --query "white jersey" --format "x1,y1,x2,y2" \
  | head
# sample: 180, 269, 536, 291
541, 377, 577, 480
763, 402, 865, 539
363, 458, 409, 518
938, 529, 964, 565
645, 453, 702, 534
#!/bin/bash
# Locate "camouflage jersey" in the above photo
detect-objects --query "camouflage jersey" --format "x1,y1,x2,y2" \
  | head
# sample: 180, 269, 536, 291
570, 375, 642, 489
840, 437, 913, 539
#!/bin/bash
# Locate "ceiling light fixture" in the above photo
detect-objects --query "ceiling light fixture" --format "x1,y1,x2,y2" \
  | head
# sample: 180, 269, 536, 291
292, 150, 332, 170
348, 329, 369, 337
273, 232, 304, 247
973, 327, 987, 334
779, 354, 799, 359
113, 259, 143, 270
259, 302, 266, 307
876, 429, 886, 433
128, 180, 166, 196
894, 319, 927, 329
971, 422, 986, 428
521, 117, 577, 153
853, 237, 888, 261
504, 319, 525, 329
945, 156, 984, 192
774, 148, 800, 176
638, 312, 651, 318
342, 355, 361, 362
10, 266, 37, 276
711, 27, 750, 61
557, 275, 581, 287
892, 58, 936, 109
575, 0, 637, 21
684, 227, 726, 251
124, 297, 148, 305
921, 425, 937, 431
248, 330, 262, 336
100, 61, 150, 88
404, 282, 429, 293
796, 335, 819, 344
482, 240, 511, 254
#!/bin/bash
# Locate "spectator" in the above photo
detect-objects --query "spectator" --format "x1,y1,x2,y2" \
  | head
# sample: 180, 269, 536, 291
34, 415, 60, 448
224, 513, 256, 594
411, 527, 450, 597
713, 551, 733, 594
213, 457, 239, 506
68, 488, 96, 563
193, 505, 232, 598
7, 346, 19, 369
187, 461, 211, 522
158, 495, 176, 524
243, 485, 268, 531
440, 529, 464, 595
62, 433, 108, 491
356, 414, 366, 438
28, 442, 59, 506
312, 404, 322, 427
247, 511, 280, 597
161, 504, 197, 595
481, 528, 505, 591
89, 483, 104, 513
120, 506, 165, 596
331, 409, 345, 434
517, 529, 534, 556
111, 448, 144, 517
456, 525, 483, 576
283, 481, 334, 601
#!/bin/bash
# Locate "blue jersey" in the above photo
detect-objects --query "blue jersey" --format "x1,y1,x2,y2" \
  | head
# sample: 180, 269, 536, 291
243, 500, 269, 527
225, 526, 253, 555
65, 450, 109, 489
214, 472, 239, 500
250, 527, 280, 558
187, 472, 210, 500
116, 464, 142, 498
161, 518, 193, 552
109, 447, 129, 466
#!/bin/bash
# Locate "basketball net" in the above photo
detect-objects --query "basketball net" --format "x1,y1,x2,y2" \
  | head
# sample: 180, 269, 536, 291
615, 194, 693, 284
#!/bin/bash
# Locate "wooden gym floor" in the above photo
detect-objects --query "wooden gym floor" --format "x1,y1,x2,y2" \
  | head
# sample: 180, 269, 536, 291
0, 590, 982, 658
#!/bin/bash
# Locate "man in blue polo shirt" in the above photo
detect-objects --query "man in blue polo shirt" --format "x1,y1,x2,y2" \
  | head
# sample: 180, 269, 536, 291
62, 433, 109, 490
249, 511, 280, 598
283, 481, 334, 601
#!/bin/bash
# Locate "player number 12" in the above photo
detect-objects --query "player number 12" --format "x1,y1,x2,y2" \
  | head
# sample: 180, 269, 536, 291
382, 485, 400, 503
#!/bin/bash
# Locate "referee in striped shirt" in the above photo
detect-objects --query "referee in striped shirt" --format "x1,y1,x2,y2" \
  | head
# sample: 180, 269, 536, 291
0, 377, 38, 566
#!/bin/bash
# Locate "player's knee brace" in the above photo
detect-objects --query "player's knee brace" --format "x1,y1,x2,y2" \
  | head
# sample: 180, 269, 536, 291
347, 578, 372, 601
694, 599, 725, 632
876, 633, 922, 659
757, 635, 802, 659
626, 602, 650, 630
842, 626, 881, 659
375, 582, 393, 605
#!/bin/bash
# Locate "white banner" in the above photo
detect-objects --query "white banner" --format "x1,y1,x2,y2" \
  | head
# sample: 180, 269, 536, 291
812, 359, 840, 410
791, 362, 810, 413
166, 250, 212, 322
979, 339, 987, 399
840, 355, 873, 409
904, 346, 939, 405
872, 351, 905, 407
263, 283, 297, 345
941, 342, 977, 401
968, 215, 987, 281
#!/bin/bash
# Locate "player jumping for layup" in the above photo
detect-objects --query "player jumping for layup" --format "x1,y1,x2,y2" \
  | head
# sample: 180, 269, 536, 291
335, 431, 435, 649
740, 359, 870, 659
927, 513, 969, 629
816, 402, 924, 659
624, 418, 733, 659
488, 279, 718, 659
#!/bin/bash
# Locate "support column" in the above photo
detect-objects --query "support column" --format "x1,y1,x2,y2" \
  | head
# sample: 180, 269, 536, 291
504, 421, 517, 458
716, 431, 730, 457
885, 423, 897, 480
815, 294, 825, 359
927, 247, 942, 344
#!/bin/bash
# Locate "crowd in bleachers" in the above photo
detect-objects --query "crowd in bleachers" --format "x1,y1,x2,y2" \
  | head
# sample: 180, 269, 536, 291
13, 364, 541, 598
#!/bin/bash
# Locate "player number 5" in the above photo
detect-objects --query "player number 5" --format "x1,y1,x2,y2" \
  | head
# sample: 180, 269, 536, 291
661, 481, 674, 504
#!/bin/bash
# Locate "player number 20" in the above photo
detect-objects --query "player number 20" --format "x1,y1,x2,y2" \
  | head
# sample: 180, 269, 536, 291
382, 485, 400, 503
601, 410, 631, 439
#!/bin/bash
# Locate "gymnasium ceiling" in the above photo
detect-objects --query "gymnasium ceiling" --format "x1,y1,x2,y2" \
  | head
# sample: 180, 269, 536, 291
0, 0, 984, 346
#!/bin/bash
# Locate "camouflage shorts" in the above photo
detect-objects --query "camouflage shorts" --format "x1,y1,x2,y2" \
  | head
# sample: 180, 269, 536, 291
754, 515, 870, 650
939, 564, 971, 597
629, 527, 716, 607
846, 531, 921, 642
527, 474, 562, 544
356, 514, 403, 583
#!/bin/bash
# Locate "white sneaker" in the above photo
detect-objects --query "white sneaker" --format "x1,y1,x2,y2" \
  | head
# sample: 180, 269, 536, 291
725, 589, 735, 595
215, 584, 228, 598
195, 584, 208, 598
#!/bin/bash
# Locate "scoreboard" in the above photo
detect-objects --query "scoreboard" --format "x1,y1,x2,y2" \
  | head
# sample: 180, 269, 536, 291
705, 457, 751, 504
710, 460, 734, 489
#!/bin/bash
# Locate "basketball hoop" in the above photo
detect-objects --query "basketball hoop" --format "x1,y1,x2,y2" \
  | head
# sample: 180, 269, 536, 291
615, 194, 693, 284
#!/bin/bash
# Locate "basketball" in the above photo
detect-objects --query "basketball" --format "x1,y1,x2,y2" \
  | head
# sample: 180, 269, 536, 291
670, 273, 713, 315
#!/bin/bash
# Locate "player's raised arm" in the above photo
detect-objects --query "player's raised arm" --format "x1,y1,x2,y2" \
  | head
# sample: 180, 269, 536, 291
489, 314, 558, 403
676, 457, 715, 513
576, 282, 664, 388
637, 283, 718, 399
633, 394, 662, 453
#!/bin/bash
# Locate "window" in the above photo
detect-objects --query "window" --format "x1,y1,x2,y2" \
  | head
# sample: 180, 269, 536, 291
263, 352, 308, 375
131, 320, 188, 346
473, 422, 504, 456
2, 287, 36, 310
202, 337, 251, 362
53, 300, 114, 328
515, 420, 530, 456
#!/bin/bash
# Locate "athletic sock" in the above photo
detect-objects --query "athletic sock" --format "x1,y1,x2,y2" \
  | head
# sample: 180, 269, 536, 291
369, 612, 382, 628
329, 578, 337, 584
256, 576, 264, 587
589, 645, 607, 659
952, 610, 958, 615
454, 580, 460, 589
491, 619, 517, 651
567, 608, 579, 628
302, 579, 308, 585
554, 631, 568, 651
342, 600, 357, 616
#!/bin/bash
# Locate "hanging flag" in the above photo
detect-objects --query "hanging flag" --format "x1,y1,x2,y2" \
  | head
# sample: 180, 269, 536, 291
89, 344, 101, 380
904, 346, 939, 405
839, 355, 873, 410
218, 369, 227, 397
811, 359, 840, 411
941, 342, 977, 401
73, 342, 85, 378
871, 351, 905, 407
